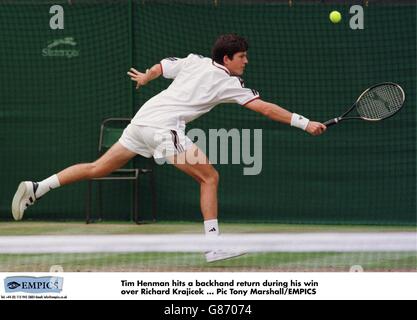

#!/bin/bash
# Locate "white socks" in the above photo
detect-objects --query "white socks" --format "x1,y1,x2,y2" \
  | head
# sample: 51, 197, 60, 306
204, 219, 219, 237
35, 174, 60, 198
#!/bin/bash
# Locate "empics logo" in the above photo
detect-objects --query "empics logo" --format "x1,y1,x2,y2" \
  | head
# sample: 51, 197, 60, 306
6, 281, 21, 290
4, 276, 64, 293
42, 36, 80, 58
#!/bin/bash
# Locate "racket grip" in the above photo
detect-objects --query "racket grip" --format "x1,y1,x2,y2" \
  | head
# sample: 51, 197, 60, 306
323, 118, 339, 127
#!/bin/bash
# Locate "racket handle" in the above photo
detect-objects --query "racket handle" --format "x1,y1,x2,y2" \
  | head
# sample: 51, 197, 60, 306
323, 118, 340, 127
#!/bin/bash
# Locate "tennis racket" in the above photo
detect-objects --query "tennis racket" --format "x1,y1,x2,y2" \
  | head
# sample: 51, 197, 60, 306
324, 82, 405, 127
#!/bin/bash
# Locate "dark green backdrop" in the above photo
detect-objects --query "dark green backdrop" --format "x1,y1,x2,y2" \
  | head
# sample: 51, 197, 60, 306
0, 1, 415, 224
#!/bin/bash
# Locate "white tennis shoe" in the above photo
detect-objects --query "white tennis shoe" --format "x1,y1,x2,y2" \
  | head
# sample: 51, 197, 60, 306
205, 250, 246, 263
11, 181, 39, 221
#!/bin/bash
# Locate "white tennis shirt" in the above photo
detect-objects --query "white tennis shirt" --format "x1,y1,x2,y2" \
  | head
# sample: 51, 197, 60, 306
132, 54, 260, 131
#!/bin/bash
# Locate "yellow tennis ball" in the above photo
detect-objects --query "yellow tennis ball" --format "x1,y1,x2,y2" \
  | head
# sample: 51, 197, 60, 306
329, 11, 342, 23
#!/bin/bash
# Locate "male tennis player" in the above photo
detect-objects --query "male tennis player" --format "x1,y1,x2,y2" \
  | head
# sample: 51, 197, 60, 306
12, 34, 326, 262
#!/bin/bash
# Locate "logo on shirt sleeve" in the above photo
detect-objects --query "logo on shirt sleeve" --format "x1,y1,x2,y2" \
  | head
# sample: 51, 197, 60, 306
236, 76, 245, 87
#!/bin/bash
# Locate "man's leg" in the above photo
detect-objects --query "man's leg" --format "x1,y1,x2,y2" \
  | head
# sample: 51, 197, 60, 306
57, 142, 136, 186
12, 142, 136, 220
167, 144, 219, 222
167, 144, 244, 262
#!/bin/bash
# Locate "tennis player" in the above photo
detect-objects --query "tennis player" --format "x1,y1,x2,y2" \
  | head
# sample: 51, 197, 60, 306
12, 34, 326, 262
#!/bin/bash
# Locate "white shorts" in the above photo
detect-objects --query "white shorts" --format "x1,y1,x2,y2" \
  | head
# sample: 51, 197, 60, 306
119, 124, 194, 159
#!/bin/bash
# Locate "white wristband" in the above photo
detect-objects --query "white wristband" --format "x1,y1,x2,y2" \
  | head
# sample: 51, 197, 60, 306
291, 113, 309, 130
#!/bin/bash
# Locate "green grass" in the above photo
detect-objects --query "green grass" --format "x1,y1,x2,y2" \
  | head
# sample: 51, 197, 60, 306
0, 221, 415, 271
0, 221, 415, 236
0, 252, 415, 272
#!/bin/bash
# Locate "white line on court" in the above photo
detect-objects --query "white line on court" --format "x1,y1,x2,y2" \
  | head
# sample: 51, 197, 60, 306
0, 233, 415, 253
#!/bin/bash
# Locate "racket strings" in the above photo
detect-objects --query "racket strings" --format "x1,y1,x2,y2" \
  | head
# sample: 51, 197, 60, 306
356, 84, 404, 120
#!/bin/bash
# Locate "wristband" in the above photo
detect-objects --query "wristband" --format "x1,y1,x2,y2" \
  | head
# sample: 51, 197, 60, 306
291, 113, 309, 130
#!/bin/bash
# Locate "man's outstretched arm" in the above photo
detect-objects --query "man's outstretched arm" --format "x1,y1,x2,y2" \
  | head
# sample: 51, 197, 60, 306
127, 63, 162, 89
244, 98, 326, 136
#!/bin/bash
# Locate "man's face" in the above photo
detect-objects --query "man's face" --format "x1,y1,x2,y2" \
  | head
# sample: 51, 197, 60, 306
224, 51, 248, 76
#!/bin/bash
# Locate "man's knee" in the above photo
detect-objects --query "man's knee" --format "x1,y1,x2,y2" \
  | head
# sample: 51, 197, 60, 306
202, 168, 219, 186
88, 162, 111, 179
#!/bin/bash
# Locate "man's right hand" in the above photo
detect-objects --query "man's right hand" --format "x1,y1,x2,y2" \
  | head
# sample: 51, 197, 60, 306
306, 121, 327, 136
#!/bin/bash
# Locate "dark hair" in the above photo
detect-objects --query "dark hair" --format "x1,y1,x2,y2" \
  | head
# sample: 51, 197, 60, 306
211, 34, 249, 65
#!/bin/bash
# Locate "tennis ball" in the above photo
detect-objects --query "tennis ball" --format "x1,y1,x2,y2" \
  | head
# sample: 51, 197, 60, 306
329, 11, 342, 24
